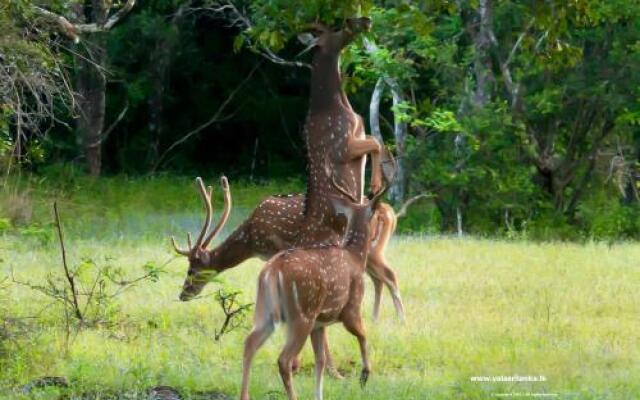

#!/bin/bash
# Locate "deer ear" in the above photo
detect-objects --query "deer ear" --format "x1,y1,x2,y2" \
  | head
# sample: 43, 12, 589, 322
195, 248, 210, 265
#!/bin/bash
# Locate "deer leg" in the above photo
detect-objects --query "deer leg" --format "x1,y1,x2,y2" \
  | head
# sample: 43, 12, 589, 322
368, 254, 405, 321
310, 328, 327, 400
240, 320, 275, 400
368, 267, 384, 322
381, 261, 405, 321
346, 136, 382, 193
322, 331, 344, 379
342, 315, 370, 388
278, 320, 312, 400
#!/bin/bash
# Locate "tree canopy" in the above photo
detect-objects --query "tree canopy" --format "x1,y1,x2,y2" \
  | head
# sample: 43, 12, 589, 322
1, 0, 639, 239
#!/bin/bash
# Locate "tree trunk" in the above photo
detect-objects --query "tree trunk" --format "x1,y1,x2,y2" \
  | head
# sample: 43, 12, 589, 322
147, 8, 183, 168
147, 43, 170, 167
75, 44, 106, 177
74, 0, 108, 177
471, 0, 495, 107
387, 79, 407, 204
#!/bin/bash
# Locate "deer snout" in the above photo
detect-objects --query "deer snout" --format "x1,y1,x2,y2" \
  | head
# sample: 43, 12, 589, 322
179, 290, 194, 301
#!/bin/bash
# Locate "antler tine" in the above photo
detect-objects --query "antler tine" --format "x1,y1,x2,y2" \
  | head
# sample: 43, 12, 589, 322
331, 175, 360, 203
367, 176, 389, 206
169, 177, 213, 256
193, 177, 213, 249
170, 236, 191, 256
201, 176, 232, 248
324, 155, 360, 203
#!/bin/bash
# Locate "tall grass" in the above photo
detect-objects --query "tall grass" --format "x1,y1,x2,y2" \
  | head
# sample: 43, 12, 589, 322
0, 176, 638, 399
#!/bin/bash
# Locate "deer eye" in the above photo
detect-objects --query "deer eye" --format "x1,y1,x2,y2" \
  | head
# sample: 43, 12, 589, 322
187, 269, 194, 276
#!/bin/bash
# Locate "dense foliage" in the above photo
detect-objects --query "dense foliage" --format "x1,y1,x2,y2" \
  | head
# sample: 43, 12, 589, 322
1, 0, 639, 239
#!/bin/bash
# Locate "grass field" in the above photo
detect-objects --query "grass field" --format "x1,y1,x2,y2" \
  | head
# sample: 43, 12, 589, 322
1, 177, 639, 399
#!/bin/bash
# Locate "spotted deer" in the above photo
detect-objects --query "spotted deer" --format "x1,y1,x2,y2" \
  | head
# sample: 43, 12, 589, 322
295, 17, 385, 249
170, 179, 404, 375
368, 202, 404, 320
171, 191, 403, 316
239, 181, 388, 400
170, 18, 401, 315
170, 16, 403, 378
171, 18, 393, 304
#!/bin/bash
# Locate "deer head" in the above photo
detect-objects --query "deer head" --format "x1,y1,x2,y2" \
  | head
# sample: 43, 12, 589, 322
171, 176, 232, 301
327, 161, 389, 250
299, 17, 372, 56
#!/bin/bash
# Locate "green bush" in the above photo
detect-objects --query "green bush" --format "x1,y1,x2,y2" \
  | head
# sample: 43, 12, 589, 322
577, 188, 640, 240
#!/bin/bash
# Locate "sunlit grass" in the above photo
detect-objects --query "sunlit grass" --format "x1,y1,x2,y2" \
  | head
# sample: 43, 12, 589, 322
2, 232, 639, 399
1, 178, 639, 399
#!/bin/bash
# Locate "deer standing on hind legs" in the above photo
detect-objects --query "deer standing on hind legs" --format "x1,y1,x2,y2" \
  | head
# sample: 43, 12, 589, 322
171, 18, 401, 306
240, 181, 388, 400
170, 16, 404, 377
296, 17, 404, 320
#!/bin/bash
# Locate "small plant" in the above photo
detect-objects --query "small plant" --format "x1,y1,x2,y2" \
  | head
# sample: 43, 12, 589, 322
11, 203, 167, 349
213, 287, 253, 341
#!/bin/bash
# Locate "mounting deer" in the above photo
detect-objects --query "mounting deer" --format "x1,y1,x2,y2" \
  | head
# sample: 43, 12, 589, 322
239, 178, 389, 400
170, 16, 403, 376
295, 18, 403, 319
171, 17, 403, 314
294, 17, 386, 247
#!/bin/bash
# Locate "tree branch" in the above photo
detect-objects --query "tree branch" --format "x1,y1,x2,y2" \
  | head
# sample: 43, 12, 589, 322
53, 202, 83, 323
32, 6, 80, 43
198, 1, 310, 69
32, 0, 136, 42
396, 193, 433, 219
152, 62, 261, 171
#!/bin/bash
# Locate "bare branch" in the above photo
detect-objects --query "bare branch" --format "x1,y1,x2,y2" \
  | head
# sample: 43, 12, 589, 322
153, 62, 261, 170
100, 101, 129, 144
33, 0, 136, 42
196, 1, 310, 69
53, 202, 83, 323
396, 193, 433, 219
32, 6, 80, 43
101, 0, 137, 30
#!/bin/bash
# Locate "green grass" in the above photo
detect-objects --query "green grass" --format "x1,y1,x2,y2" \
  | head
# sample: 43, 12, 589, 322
1, 177, 639, 399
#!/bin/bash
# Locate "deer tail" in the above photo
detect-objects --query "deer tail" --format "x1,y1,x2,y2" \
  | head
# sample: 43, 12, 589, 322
256, 267, 285, 328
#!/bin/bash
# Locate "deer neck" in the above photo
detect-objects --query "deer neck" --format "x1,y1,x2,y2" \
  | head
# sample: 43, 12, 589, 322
343, 210, 371, 267
309, 52, 351, 113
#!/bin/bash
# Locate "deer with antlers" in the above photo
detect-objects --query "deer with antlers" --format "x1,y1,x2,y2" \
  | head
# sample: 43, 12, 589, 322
170, 16, 404, 379
171, 186, 403, 316
170, 17, 402, 313
238, 181, 388, 400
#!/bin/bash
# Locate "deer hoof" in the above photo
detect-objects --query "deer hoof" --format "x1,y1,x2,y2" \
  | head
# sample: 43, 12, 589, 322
360, 369, 370, 388
327, 366, 344, 380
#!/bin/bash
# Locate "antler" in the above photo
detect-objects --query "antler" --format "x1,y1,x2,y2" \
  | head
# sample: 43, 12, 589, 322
201, 176, 232, 248
171, 176, 232, 256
